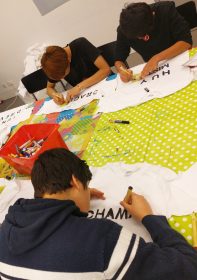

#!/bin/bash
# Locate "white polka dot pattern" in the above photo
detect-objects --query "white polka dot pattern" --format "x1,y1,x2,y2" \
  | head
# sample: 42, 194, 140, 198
83, 49, 197, 172
168, 213, 197, 246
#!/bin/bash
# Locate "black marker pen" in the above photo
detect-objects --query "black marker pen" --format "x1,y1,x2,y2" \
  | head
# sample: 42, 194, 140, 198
110, 119, 130, 124
144, 87, 150, 92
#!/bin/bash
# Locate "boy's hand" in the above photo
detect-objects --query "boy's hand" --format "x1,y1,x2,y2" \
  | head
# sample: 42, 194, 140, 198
119, 67, 133, 83
52, 92, 65, 105
120, 192, 153, 222
90, 188, 105, 200
141, 55, 159, 79
66, 86, 81, 103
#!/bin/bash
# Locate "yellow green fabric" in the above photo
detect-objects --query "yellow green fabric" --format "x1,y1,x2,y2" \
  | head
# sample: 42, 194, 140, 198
83, 49, 197, 172
168, 213, 197, 246
0, 158, 14, 179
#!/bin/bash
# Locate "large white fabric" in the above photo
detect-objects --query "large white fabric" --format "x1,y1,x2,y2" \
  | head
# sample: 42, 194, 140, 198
0, 104, 32, 128
35, 51, 193, 115
0, 162, 196, 242
35, 82, 106, 115
89, 162, 197, 242
99, 51, 193, 112
0, 104, 33, 148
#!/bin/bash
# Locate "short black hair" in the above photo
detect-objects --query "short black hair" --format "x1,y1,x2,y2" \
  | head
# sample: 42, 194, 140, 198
120, 3, 154, 39
31, 148, 92, 197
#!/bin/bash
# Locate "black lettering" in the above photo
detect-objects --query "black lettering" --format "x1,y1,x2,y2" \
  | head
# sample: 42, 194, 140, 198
161, 63, 169, 70
86, 92, 92, 97
95, 208, 105, 218
88, 210, 94, 218
149, 69, 158, 75
105, 208, 114, 219
140, 79, 147, 85
152, 69, 158, 73
152, 74, 159, 80
73, 96, 79, 101
93, 90, 98, 95
80, 93, 87, 99
158, 63, 169, 71
88, 207, 132, 220
162, 70, 170, 76
115, 208, 132, 219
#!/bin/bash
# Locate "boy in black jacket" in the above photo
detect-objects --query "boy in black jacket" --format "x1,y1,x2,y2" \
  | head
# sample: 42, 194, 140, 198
0, 148, 197, 279
115, 2, 192, 81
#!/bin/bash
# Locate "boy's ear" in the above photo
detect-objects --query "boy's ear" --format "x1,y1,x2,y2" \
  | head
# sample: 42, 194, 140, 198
70, 175, 80, 190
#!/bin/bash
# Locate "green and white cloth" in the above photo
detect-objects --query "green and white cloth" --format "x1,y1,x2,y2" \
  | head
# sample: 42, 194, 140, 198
83, 49, 197, 173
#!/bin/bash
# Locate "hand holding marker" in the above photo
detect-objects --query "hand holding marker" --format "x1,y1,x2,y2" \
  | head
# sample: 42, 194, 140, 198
119, 66, 141, 81
120, 66, 150, 92
124, 186, 133, 204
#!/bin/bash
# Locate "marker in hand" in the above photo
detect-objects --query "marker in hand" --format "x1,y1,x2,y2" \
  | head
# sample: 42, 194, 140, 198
120, 66, 141, 81
124, 186, 133, 204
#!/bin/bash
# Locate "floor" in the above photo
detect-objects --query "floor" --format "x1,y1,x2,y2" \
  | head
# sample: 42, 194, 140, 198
0, 96, 25, 113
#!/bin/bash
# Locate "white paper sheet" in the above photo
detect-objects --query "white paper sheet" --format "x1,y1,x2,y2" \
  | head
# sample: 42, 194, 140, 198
0, 104, 33, 128
0, 104, 33, 148
99, 51, 193, 112
0, 162, 196, 241
35, 82, 106, 115
35, 51, 193, 115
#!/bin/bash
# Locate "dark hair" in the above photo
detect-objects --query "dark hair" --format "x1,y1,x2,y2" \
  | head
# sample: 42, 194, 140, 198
41, 46, 69, 80
31, 148, 92, 197
120, 3, 154, 39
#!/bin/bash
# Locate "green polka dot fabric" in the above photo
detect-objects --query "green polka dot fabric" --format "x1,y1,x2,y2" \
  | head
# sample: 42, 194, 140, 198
168, 213, 196, 246
83, 49, 197, 172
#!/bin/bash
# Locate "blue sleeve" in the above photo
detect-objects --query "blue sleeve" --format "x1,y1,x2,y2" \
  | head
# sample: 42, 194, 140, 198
124, 215, 197, 280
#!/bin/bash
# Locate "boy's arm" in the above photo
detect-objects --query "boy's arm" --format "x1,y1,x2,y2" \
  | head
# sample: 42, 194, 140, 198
46, 82, 65, 105
115, 28, 133, 83
118, 193, 197, 279
141, 41, 191, 78
115, 27, 131, 65
141, 3, 192, 78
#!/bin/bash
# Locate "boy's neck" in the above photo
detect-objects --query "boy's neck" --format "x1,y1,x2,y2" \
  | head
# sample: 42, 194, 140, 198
42, 191, 68, 201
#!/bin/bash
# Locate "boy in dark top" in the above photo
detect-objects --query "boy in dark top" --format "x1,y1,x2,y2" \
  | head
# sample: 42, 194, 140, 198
115, 2, 192, 82
41, 37, 111, 105
0, 148, 197, 279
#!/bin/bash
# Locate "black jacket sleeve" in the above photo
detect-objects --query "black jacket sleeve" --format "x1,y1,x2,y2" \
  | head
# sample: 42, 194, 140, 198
168, 2, 192, 45
124, 215, 197, 280
115, 26, 131, 62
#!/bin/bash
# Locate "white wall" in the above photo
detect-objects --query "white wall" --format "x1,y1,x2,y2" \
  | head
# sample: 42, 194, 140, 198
0, 0, 155, 100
